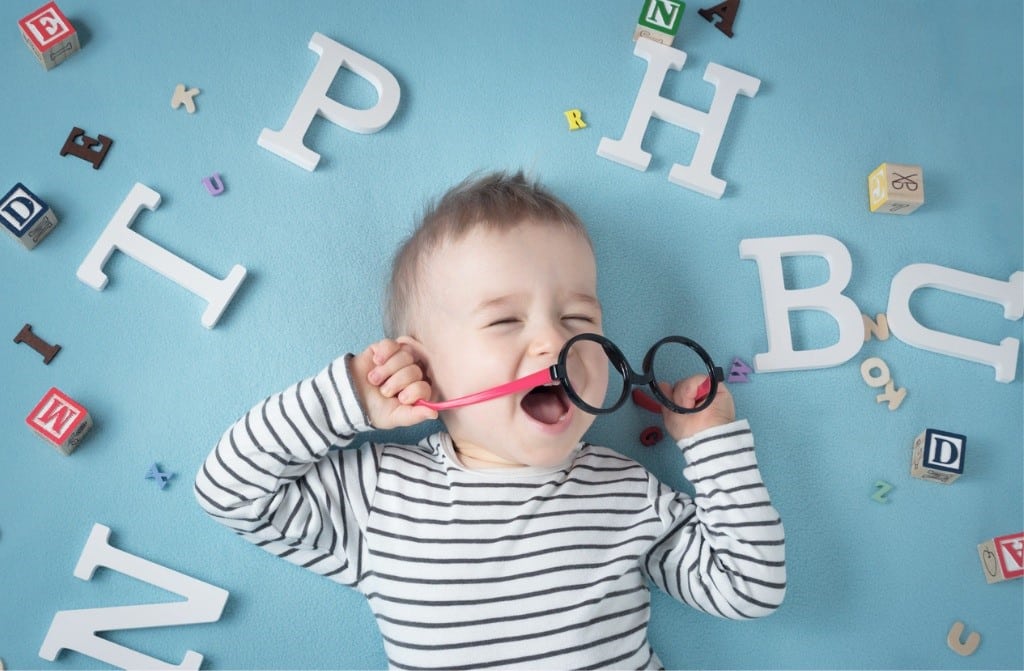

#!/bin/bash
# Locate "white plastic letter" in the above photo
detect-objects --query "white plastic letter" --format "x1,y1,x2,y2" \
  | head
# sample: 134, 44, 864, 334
739, 235, 864, 372
258, 32, 401, 171
887, 264, 1024, 382
597, 37, 760, 198
77, 183, 247, 329
39, 523, 229, 670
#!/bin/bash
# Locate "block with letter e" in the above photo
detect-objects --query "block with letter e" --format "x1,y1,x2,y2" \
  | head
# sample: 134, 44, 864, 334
2, 183, 59, 249
978, 532, 1024, 584
910, 428, 966, 484
26, 387, 92, 455
18, 2, 80, 70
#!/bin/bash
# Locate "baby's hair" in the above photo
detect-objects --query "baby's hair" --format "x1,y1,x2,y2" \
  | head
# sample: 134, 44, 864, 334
385, 170, 592, 337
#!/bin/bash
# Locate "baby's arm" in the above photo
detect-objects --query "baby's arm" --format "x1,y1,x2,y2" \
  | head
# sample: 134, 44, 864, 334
642, 412, 786, 619
194, 343, 432, 585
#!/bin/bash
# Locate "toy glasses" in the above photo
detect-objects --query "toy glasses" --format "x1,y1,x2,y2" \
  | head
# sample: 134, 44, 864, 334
416, 333, 724, 414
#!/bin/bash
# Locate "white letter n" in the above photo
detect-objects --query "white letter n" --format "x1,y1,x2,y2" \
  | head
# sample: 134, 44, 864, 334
258, 32, 401, 171
597, 37, 760, 199
39, 523, 228, 670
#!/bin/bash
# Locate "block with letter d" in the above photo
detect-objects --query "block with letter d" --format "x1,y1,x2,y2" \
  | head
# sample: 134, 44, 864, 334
910, 428, 966, 484
18, 2, 80, 70
868, 162, 925, 215
26, 387, 92, 455
1, 183, 58, 249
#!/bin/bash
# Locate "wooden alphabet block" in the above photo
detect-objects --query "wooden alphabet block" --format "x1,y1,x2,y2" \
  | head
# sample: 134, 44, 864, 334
633, 0, 685, 46
978, 531, 1024, 583
18, 2, 80, 70
26, 387, 92, 456
868, 162, 924, 215
910, 428, 965, 484
1, 183, 58, 249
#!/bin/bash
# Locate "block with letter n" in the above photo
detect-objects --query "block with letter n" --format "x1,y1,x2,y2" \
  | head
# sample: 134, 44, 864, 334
634, 0, 685, 46
18, 1, 80, 70
26, 387, 92, 455
910, 428, 966, 484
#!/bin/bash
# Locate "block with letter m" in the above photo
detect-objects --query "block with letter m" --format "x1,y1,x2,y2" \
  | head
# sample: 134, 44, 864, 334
26, 387, 92, 455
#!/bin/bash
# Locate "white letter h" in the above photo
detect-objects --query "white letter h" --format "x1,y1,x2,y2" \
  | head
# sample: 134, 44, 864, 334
598, 37, 760, 199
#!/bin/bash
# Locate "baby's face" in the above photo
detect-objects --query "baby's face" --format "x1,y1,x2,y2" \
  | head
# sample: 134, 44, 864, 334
413, 220, 607, 468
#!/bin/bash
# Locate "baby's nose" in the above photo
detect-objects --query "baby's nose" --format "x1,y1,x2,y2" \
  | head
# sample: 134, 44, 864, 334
527, 324, 567, 358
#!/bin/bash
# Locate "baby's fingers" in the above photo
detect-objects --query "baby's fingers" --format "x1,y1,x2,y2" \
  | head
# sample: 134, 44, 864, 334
658, 376, 706, 410
369, 339, 406, 367
397, 380, 433, 406
367, 343, 417, 386
389, 381, 438, 424
378, 362, 425, 398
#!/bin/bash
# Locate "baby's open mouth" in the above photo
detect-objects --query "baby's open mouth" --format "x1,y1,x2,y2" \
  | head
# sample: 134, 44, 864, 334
520, 384, 571, 424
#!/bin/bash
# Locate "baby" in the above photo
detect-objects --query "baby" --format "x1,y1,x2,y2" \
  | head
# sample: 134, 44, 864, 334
195, 171, 786, 669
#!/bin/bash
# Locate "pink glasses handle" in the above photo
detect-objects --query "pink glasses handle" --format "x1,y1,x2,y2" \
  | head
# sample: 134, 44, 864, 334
415, 368, 554, 411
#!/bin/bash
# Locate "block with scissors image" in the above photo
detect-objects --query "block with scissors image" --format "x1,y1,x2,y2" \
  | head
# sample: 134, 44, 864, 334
868, 162, 924, 215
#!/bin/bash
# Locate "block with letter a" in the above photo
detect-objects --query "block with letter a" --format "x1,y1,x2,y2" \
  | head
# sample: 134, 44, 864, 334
26, 387, 92, 455
977, 532, 1024, 584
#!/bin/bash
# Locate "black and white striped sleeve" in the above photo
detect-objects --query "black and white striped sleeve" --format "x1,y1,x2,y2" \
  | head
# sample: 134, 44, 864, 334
194, 355, 380, 587
641, 419, 786, 619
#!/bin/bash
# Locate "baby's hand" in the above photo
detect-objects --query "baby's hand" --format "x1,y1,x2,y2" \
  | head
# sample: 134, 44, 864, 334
350, 339, 438, 430
659, 376, 736, 442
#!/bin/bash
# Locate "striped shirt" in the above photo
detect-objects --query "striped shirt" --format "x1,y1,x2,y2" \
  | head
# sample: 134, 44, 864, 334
195, 356, 786, 669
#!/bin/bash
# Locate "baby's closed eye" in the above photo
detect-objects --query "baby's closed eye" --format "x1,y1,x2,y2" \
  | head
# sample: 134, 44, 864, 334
485, 317, 521, 328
